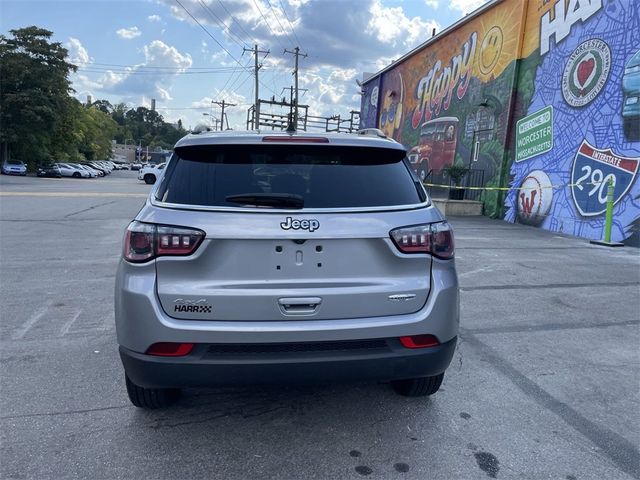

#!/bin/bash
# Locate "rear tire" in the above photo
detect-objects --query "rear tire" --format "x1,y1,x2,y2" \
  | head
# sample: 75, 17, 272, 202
125, 375, 180, 409
391, 373, 444, 397
144, 174, 156, 184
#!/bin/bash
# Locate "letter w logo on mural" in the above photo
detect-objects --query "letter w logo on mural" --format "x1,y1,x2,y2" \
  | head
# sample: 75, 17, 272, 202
519, 190, 537, 215
570, 140, 639, 217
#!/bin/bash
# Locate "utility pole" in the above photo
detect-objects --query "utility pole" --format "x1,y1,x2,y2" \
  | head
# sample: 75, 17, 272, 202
243, 44, 269, 130
212, 100, 237, 130
284, 46, 307, 130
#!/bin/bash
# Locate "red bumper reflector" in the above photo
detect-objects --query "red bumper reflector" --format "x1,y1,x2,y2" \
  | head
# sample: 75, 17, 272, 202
146, 342, 194, 357
399, 335, 440, 349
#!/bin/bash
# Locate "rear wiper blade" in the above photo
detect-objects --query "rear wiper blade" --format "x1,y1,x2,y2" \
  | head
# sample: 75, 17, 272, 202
225, 193, 304, 209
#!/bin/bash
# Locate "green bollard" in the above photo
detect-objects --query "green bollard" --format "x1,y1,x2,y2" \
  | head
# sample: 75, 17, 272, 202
603, 177, 614, 243
590, 176, 623, 247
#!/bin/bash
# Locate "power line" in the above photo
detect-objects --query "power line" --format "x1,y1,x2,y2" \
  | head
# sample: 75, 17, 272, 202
278, 0, 301, 46
221, 57, 254, 96
77, 66, 249, 75
215, 0, 259, 46
197, 0, 248, 49
252, 0, 287, 51
175, 0, 262, 104
265, 0, 295, 46
75, 61, 241, 70
174, 0, 243, 68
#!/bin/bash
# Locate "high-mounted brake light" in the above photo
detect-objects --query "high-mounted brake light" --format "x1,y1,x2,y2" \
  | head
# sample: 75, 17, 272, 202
123, 221, 205, 263
390, 221, 454, 259
262, 136, 329, 143
146, 342, 194, 357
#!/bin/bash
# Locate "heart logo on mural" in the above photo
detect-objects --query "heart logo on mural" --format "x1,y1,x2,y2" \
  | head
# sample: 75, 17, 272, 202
577, 58, 595, 87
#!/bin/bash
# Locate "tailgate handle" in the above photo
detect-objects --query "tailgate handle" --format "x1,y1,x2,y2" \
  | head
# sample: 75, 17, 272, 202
278, 297, 322, 316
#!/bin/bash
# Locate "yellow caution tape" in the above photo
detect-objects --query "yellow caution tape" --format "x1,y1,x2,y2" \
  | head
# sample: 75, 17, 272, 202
422, 181, 605, 192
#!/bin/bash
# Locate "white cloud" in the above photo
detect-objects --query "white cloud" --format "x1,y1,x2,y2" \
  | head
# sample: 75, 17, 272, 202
424, 0, 438, 8
116, 26, 142, 39
82, 40, 192, 103
368, 0, 439, 47
147, 14, 162, 22
449, 0, 489, 15
66, 37, 91, 64
160, 0, 438, 71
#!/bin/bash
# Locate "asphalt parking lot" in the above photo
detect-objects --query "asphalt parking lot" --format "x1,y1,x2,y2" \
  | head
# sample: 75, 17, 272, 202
1, 171, 638, 480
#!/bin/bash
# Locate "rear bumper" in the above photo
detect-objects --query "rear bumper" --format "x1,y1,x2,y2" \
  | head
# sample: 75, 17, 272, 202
120, 337, 457, 388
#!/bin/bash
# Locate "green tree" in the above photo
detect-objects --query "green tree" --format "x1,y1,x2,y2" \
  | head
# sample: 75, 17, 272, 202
0, 26, 77, 166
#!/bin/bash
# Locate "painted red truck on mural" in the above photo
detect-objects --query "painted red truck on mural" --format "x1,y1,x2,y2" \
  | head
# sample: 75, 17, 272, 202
407, 117, 459, 181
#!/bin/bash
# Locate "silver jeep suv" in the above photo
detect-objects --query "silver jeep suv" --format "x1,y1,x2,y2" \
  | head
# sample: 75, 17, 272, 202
115, 130, 459, 408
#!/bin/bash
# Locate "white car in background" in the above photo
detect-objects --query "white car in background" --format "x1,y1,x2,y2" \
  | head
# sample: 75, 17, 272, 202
70, 163, 98, 178
1, 160, 27, 175
138, 163, 166, 184
54, 163, 91, 178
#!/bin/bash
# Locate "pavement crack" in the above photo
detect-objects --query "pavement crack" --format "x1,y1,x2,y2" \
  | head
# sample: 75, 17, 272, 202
462, 319, 640, 336
461, 281, 640, 292
0, 404, 132, 420
64, 200, 117, 218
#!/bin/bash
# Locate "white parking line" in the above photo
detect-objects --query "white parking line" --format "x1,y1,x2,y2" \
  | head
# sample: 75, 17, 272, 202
60, 310, 83, 336
12, 305, 50, 340
0, 192, 147, 197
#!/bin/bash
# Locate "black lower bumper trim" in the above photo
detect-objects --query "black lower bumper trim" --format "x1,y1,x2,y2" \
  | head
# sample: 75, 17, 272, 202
120, 337, 457, 388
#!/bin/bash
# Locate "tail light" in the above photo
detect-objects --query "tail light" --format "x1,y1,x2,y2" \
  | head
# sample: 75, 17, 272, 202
123, 221, 205, 263
390, 221, 454, 259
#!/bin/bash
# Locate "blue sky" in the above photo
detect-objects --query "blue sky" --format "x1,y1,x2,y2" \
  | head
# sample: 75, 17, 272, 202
1, 0, 488, 129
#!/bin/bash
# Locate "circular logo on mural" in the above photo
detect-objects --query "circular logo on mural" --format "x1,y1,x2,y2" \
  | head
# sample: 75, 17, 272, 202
517, 170, 553, 226
479, 26, 504, 76
562, 39, 611, 108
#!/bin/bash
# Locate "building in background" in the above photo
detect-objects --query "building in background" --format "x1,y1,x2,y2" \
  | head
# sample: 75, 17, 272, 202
360, 0, 639, 244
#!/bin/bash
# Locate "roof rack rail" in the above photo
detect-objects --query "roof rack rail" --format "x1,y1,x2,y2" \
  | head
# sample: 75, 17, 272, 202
356, 128, 387, 139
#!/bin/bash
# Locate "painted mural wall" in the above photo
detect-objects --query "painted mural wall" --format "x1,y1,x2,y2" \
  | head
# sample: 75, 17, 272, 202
505, 0, 640, 244
361, 0, 528, 216
361, 0, 640, 243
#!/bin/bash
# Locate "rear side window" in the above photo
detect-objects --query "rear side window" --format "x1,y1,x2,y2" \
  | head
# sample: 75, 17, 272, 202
156, 145, 424, 208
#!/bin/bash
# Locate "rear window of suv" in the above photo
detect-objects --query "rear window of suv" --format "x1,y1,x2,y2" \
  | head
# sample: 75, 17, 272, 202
156, 144, 425, 209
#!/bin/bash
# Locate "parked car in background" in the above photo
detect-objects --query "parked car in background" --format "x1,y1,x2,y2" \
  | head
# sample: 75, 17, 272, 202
88, 162, 109, 175
1, 160, 27, 175
69, 163, 97, 178
54, 163, 90, 178
131, 163, 142, 171
94, 161, 113, 173
37, 164, 62, 178
138, 163, 166, 184
80, 163, 104, 177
